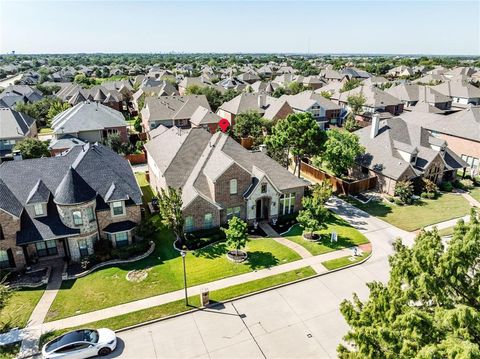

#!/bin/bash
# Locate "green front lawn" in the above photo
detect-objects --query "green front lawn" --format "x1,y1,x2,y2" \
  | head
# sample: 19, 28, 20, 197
322, 251, 371, 270
0, 286, 45, 332
342, 193, 471, 232
41, 266, 315, 347
282, 213, 369, 256
470, 187, 480, 203
46, 225, 301, 322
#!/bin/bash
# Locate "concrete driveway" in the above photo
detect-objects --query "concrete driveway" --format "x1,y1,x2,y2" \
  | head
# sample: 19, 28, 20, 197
101, 198, 415, 359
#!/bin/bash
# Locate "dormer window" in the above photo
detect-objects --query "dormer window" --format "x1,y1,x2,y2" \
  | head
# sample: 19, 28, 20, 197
111, 201, 125, 216
34, 203, 44, 216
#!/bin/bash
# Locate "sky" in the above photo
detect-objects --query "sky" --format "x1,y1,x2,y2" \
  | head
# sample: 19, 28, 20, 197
0, 0, 479, 55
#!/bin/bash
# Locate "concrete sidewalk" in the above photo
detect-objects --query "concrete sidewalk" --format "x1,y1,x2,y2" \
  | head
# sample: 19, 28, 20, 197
39, 246, 355, 333
259, 222, 312, 259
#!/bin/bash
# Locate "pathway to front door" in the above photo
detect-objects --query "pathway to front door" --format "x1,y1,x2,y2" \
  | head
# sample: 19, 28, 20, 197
259, 222, 313, 259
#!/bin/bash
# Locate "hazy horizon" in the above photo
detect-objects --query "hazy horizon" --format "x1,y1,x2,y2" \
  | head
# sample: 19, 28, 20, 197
1, 1, 479, 56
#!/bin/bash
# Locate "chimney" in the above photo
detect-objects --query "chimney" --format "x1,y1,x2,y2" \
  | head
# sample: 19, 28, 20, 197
257, 93, 266, 108
370, 113, 380, 139
12, 149, 23, 161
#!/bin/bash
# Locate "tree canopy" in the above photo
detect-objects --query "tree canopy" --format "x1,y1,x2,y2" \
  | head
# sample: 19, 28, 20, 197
317, 129, 364, 177
14, 138, 50, 159
339, 209, 480, 358
347, 94, 366, 115
232, 110, 266, 145
265, 112, 325, 177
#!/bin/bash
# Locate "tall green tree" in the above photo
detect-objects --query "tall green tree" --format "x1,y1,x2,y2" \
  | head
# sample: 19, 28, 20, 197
185, 85, 223, 112
265, 112, 325, 177
46, 101, 70, 126
14, 138, 50, 159
340, 78, 362, 92
158, 187, 185, 243
347, 94, 366, 115
222, 217, 249, 257
339, 209, 480, 358
233, 110, 265, 145
316, 129, 364, 177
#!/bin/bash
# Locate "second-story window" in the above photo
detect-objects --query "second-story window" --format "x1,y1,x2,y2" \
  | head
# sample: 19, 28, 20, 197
261, 183, 267, 194
112, 201, 125, 216
86, 207, 95, 223
73, 211, 83, 226
230, 179, 237, 195
34, 203, 44, 216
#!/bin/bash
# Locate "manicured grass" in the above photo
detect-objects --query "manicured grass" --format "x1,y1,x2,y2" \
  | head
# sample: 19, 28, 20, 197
470, 187, 480, 203
0, 286, 45, 332
39, 127, 53, 134
437, 226, 455, 237
282, 213, 369, 256
40, 267, 315, 346
322, 251, 371, 270
46, 224, 301, 322
135, 172, 155, 204
342, 193, 471, 232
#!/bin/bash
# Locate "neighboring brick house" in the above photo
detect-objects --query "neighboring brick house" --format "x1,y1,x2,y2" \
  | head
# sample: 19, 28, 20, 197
56, 84, 125, 111
0, 143, 143, 271
334, 85, 404, 121
355, 114, 467, 195
49, 101, 128, 154
419, 106, 480, 175
217, 92, 293, 125
145, 127, 307, 232
141, 95, 211, 135
189, 106, 223, 133
0, 107, 38, 160
280, 90, 341, 129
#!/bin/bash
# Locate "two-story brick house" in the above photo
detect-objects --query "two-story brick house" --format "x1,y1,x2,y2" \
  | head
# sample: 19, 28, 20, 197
0, 143, 143, 271
145, 127, 307, 232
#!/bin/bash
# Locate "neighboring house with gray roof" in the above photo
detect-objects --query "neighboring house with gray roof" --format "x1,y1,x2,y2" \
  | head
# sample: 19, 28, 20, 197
334, 85, 404, 120
413, 106, 480, 174
386, 83, 452, 110
355, 114, 467, 195
0, 143, 143, 271
145, 127, 307, 231
280, 90, 341, 129
0, 107, 38, 159
0, 85, 44, 108
141, 95, 211, 134
50, 101, 128, 150
432, 78, 480, 107
217, 92, 293, 124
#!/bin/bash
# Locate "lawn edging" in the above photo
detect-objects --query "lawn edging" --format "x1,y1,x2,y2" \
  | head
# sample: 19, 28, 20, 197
62, 241, 155, 280
8, 267, 51, 290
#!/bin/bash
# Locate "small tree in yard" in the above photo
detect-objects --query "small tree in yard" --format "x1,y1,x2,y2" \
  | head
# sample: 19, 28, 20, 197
158, 187, 185, 243
312, 180, 333, 205
423, 178, 438, 196
104, 133, 124, 154
14, 138, 50, 159
297, 193, 329, 240
394, 180, 414, 204
222, 217, 249, 257
344, 113, 358, 132
233, 110, 264, 141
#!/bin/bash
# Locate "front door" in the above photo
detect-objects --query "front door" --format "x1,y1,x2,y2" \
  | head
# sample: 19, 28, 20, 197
255, 198, 270, 220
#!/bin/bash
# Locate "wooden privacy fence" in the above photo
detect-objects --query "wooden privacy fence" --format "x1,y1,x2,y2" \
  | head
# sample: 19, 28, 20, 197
300, 161, 377, 196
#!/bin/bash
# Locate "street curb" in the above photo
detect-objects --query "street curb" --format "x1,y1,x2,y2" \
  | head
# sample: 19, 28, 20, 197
113, 250, 373, 334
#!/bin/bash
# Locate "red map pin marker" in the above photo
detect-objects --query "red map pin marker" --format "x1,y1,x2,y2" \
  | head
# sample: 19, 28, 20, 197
218, 118, 230, 133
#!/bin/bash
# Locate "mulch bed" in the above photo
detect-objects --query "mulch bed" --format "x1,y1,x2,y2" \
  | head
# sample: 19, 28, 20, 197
6, 268, 47, 287
226, 250, 248, 263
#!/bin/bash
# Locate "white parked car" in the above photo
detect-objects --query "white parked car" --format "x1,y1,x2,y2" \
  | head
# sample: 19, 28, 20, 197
42, 328, 117, 358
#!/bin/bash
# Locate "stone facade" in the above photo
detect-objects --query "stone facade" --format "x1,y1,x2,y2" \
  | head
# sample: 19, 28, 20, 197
0, 210, 24, 269
57, 199, 98, 236
96, 204, 141, 243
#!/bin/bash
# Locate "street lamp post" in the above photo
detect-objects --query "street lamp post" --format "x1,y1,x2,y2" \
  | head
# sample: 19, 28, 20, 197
180, 250, 188, 306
